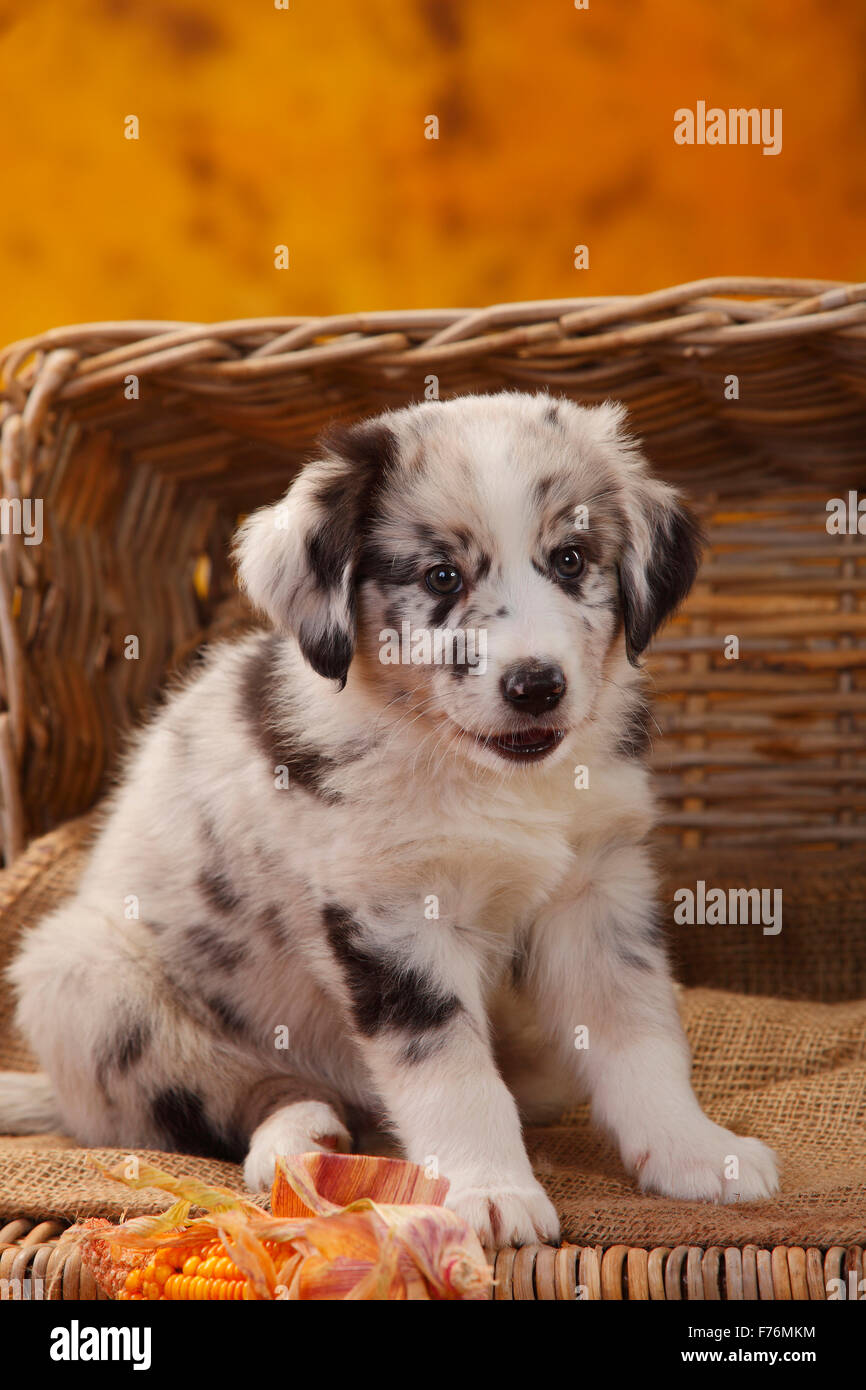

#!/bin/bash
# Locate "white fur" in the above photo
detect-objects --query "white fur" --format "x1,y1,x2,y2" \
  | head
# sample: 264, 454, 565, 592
0, 1070, 60, 1133
244, 1102, 352, 1191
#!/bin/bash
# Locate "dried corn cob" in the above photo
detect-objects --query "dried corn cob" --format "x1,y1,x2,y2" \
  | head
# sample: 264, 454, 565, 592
118, 1239, 277, 1300
71, 1153, 492, 1300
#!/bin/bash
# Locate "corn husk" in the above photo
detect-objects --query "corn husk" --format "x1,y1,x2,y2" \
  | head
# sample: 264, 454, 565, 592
271, 1150, 450, 1215
68, 1153, 491, 1301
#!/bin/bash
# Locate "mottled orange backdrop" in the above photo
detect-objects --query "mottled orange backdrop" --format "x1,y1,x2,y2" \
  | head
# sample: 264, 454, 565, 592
1, 0, 864, 341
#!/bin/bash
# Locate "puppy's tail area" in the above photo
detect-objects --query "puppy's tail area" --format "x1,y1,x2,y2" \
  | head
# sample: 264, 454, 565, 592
0, 1070, 61, 1134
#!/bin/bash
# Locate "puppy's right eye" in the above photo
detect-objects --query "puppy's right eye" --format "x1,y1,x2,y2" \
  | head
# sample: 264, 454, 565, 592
425, 564, 463, 596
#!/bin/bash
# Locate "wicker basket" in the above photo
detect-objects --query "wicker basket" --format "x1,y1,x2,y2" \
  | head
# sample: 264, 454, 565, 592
1, 1214, 862, 1300
0, 275, 864, 861
1, 276, 865, 1299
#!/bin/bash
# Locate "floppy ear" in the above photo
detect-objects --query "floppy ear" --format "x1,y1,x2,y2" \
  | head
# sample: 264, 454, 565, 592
618, 477, 703, 666
234, 420, 397, 686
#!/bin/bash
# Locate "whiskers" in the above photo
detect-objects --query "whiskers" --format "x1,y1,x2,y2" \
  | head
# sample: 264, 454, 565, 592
593, 672, 661, 751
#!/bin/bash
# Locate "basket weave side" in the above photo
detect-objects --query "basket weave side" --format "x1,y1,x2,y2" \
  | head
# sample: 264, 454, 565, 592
0, 276, 865, 862
1, 1222, 861, 1300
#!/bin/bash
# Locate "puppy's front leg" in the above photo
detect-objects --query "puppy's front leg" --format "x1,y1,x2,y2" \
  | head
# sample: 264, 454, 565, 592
324, 905, 559, 1247
530, 851, 779, 1204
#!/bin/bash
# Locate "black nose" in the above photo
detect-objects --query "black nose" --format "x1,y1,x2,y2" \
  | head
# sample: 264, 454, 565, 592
501, 662, 566, 716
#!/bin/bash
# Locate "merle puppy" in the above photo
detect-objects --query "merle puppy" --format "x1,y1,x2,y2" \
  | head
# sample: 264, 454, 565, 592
2, 392, 778, 1246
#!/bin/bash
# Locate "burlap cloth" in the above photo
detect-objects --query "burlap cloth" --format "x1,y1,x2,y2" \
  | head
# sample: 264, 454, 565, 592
1, 816, 864, 1247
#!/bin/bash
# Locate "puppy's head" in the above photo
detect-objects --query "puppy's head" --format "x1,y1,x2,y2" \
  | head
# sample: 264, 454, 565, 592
235, 392, 701, 770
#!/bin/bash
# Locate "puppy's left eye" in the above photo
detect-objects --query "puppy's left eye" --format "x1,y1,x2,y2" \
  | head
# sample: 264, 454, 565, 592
552, 546, 585, 580
425, 564, 463, 595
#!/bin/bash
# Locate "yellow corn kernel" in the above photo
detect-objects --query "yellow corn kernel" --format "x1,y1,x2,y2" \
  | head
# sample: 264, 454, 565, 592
120, 1231, 299, 1300
137, 1261, 245, 1299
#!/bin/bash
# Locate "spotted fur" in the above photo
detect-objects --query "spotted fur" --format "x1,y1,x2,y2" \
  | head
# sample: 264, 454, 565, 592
1, 392, 778, 1247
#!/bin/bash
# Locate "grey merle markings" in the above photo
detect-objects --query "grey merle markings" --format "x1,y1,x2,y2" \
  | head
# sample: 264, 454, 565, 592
240, 633, 345, 802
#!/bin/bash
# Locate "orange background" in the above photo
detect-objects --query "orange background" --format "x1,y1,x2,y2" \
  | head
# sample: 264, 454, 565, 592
1, 0, 864, 343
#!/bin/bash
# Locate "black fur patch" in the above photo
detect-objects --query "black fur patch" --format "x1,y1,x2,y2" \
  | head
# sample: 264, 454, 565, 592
621, 503, 703, 665
305, 420, 399, 599
186, 924, 247, 972
360, 524, 490, 593
117, 1021, 150, 1072
298, 619, 355, 686
323, 904, 460, 1039
306, 528, 344, 594
429, 592, 462, 627
150, 1086, 244, 1162
97, 1017, 151, 1092
203, 993, 254, 1040
287, 419, 399, 683
321, 419, 399, 491
357, 542, 419, 587
198, 868, 241, 915
310, 421, 397, 555
240, 635, 341, 803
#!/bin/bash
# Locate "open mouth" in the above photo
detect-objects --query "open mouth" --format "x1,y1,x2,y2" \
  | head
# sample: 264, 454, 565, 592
476, 727, 566, 763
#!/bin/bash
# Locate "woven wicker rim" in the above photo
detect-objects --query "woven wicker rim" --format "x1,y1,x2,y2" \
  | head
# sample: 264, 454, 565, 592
2, 278, 866, 409
1, 1219, 862, 1300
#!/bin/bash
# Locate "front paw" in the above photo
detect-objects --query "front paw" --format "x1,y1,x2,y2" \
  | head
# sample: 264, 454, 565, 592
445, 1177, 560, 1247
243, 1101, 351, 1192
633, 1124, 779, 1204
